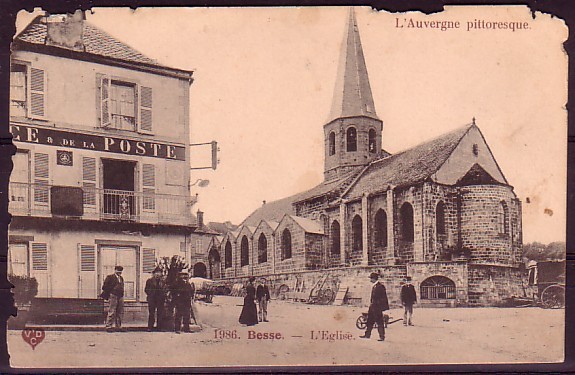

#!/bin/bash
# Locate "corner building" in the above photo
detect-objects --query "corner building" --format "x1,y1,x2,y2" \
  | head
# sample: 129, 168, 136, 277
8, 13, 196, 315
218, 10, 523, 307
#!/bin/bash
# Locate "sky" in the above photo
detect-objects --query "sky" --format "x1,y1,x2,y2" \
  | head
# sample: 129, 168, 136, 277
16, 6, 568, 244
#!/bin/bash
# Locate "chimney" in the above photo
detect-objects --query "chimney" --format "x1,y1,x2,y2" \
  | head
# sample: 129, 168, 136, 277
46, 10, 85, 52
196, 210, 204, 228
262, 200, 266, 205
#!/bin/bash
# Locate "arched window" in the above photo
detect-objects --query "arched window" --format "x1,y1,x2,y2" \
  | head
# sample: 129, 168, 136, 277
401, 203, 414, 242
240, 235, 249, 267
281, 229, 292, 260
328, 132, 336, 156
346, 127, 357, 152
224, 241, 232, 269
498, 201, 509, 235
436, 201, 446, 236
352, 215, 363, 252
368, 129, 377, 153
374, 209, 387, 247
330, 220, 341, 255
420, 276, 456, 300
258, 233, 268, 263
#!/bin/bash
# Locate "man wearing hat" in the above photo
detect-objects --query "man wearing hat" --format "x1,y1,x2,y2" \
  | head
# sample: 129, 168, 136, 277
101, 265, 125, 332
400, 276, 417, 326
172, 271, 195, 333
145, 267, 165, 331
360, 272, 389, 341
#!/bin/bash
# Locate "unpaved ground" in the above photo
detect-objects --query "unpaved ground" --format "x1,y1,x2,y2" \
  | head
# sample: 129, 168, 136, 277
8, 296, 564, 368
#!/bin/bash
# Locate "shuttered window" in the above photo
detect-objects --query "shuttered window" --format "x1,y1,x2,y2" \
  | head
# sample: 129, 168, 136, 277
33, 153, 49, 204
142, 248, 156, 273
31, 242, 48, 271
142, 164, 155, 211
79, 245, 96, 272
139, 86, 153, 133
82, 157, 97, 206
100, 75, 111, 128
29, 68, 46, 119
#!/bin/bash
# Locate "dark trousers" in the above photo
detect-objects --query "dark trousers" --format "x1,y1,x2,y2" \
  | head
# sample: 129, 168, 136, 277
174, 305, 191, 332
364, 305, 385, 339
148, 300, 164, 329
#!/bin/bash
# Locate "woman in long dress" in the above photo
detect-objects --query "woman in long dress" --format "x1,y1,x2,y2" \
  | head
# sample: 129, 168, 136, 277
239, 277, 258, 326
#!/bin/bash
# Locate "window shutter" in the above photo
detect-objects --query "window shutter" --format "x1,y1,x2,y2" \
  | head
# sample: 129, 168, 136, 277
78, 244, 97, 298
142, 163, 155, 211
142, 248, 156, 273
139, 86, 153, 133
100, 76, 111, 127
82, 157, 97, 206
33, 153, 49, 204
31, 242, 48, 271
79, 245, 96, 271
28, 68, 46, 119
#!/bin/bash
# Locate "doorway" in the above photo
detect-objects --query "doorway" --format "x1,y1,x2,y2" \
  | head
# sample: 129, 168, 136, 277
102, 159, 136, 220
99, 245, 138, 301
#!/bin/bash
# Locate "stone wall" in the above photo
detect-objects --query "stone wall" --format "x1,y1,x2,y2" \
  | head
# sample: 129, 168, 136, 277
460, 185, 522, 266
407, 261, 468, 307
467, 264, 525, 306
305, 233, 325, 270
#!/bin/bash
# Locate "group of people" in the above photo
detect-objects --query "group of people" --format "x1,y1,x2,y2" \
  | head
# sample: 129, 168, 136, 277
239, 276, 271, 326
102, 266, 417, 339
101, 266, 200, 333
360, 272, 417, 342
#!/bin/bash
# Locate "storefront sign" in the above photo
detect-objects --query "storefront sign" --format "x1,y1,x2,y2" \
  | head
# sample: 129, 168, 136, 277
10, 124, 186, 161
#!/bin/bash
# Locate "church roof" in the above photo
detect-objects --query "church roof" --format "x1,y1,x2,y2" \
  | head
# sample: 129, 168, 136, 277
14, 15, 193, 78
343, 124, 474, 199
327, 8, 379, 123
288, 215, 324, 235
241, 168, 361, 226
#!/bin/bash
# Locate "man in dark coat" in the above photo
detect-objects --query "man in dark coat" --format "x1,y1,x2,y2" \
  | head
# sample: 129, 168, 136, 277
256, 279, 271, 322
400, 276, 417, 326
172, 271, 195, 333
101, 265, 125, 332
360, 272, 389, 341
145, 267, 165, 331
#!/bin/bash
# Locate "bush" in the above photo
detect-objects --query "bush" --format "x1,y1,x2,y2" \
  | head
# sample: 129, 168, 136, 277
9, 274, 38, 305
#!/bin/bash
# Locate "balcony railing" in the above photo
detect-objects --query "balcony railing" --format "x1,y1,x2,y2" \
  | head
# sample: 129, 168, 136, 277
9, 182, 196, 226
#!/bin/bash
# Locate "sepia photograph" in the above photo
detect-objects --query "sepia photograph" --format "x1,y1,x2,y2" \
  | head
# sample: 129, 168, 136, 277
5, 5, 567, 368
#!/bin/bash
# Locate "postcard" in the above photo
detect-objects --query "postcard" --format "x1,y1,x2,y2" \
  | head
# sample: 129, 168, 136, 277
6, 5, 566, 368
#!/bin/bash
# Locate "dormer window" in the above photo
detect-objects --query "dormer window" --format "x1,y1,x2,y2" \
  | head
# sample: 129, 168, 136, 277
346, 127, 357, 152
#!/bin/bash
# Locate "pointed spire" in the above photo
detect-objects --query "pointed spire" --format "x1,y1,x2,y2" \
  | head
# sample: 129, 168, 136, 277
328, 8, 379, 123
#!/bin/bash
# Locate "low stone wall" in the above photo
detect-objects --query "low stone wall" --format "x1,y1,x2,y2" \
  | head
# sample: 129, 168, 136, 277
219, 265, 408, 308
407, 261, 468, 307
467, 264, 525, 306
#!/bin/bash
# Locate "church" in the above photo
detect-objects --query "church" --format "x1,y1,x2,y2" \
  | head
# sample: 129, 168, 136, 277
216, 10, 524, 307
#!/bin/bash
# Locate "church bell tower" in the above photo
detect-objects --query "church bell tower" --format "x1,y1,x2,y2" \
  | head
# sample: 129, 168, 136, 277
324, 8, 383, 182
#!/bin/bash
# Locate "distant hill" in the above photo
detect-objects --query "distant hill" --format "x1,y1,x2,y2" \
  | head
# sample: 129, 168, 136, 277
523, 242, 565, 261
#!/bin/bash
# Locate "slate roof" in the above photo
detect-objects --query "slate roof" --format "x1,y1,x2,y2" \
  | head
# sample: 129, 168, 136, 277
289, 215, 324, 235
344, 124, 473, 199
208, 221, 239, 234
14, 16, 191, 76
241, 168, 362, 227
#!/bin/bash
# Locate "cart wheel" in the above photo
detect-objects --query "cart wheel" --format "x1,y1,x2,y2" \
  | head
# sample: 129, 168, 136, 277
541, 284, 565, 309
278, 285, 289, 300
319, 289, 335, 304
356, 315, 367, 330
